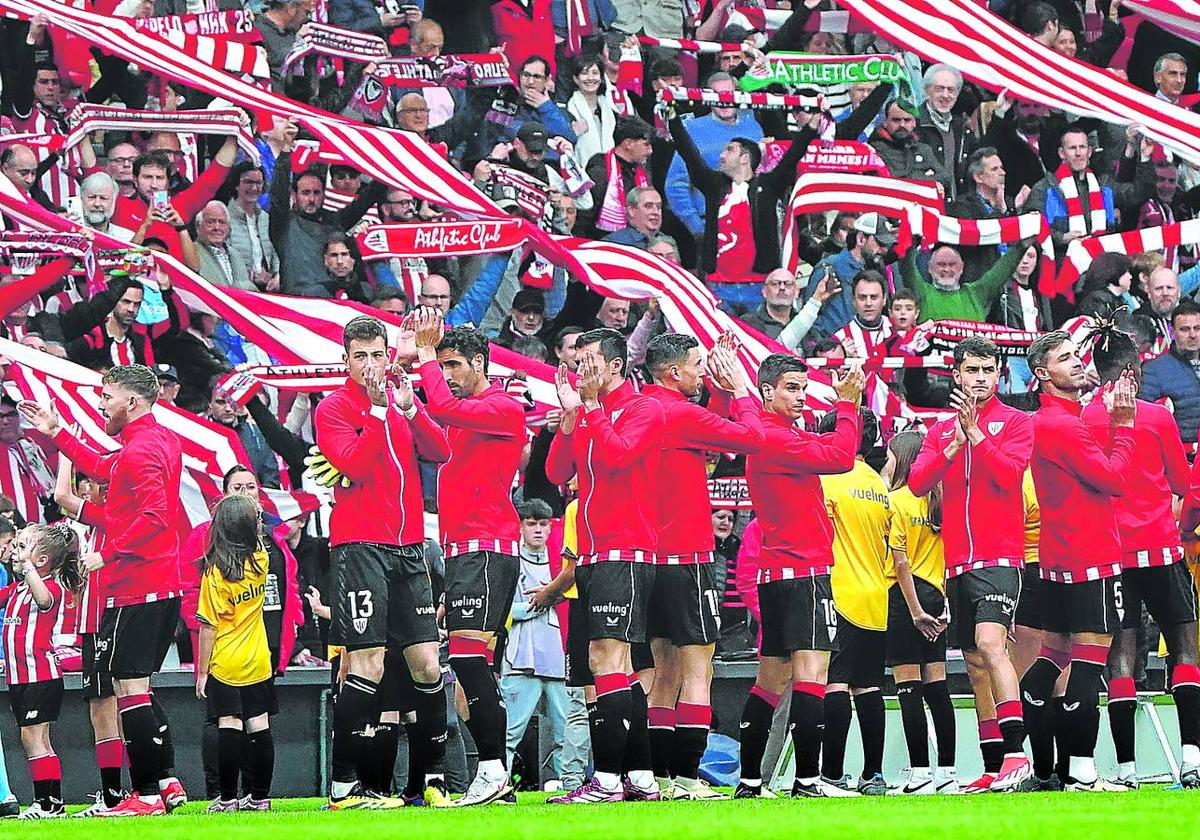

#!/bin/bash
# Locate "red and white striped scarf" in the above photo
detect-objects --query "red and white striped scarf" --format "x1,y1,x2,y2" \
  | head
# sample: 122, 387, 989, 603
781, 173, 942, 273
489, 165, 550, 220
66, 104, 261, 164
282, 21, 389, 74
356, 220, 527, 261
143, 26, 267, 78
1055, 163, 1106, 236
638, 35, 743, 54
1058, 217, 1200, 294
1120, 0, 1200, 47
595, 149, 648, 232
899, 205, 1056, 296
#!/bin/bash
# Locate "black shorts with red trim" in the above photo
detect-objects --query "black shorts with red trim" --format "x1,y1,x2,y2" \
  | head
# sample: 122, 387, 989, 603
96, 598, 181, 679
1119, 563, 1199, 630
947, 567, 1020, 650
575, 562, 655, 644
828, 618, 886, 689
1040, 576, 1123, 636
757, 574, 835, 658
80, 633, 114, 701
444, 550, 520, 634
9, 678, 64, 726
646, 563, 721, 647
205, 675, 278, 722
565, 596, 591, 688
332, 542, 439, 652
885, 581, 948, 667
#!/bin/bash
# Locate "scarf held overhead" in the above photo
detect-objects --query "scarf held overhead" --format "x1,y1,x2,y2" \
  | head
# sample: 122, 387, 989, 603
739, 52, 905, 93
65, 104, 261, 164
356, 220, 528, 261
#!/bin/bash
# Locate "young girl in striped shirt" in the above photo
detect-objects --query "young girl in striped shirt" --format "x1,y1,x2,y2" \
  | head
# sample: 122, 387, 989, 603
1, 522, 84, 819
195, 494, 277, 813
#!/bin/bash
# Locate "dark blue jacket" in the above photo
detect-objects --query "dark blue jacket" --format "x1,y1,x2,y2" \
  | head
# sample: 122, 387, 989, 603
1140, 347, 1200, 443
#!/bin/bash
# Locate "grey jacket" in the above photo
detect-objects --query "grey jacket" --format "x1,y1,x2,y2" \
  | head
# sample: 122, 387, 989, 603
227, 199, 279, 279
196, 241, 255, 291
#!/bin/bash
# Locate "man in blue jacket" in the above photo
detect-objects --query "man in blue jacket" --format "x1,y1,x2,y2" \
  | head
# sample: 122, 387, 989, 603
464, 55, 577, 164
663, 72, 763, 243
1140, 299, 1200, 444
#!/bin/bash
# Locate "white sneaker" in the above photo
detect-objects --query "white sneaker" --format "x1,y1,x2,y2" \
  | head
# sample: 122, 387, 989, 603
933, 770, 960, 795
672, 777, 729, 800
655, 777, 675, 799
453, 770, 513, 807
889, 769, 936, 795
73, 791, 120, 818
17, 801, 65, 819
1111, 773, 1140, 791
1065, 777, 1131, 792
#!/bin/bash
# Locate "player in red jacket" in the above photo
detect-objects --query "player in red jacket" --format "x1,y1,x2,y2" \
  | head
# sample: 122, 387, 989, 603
314, 315, 450, 810
908, 338, 1034, 793
734, 353, 864, 800
641, 332, 764, 799
413, 309, 526, 806
544, 328, 665, 804
1086, 328, 1199, 790
21, 364, 185, 817
1024, 330, 1137, 792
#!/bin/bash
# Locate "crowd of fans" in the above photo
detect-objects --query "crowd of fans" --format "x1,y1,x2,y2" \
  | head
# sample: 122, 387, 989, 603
0, 0, 1198, 812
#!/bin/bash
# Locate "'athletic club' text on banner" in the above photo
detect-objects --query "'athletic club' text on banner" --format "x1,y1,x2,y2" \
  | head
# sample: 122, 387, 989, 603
355, 220, 528, 261
739, 53, 906, 92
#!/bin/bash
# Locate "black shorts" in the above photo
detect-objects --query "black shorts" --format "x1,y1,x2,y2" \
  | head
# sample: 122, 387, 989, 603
1040, 576, 1123, 635
9, 679, 64, 726
885, 581, 948, 667
205, 675, 278, 722
575, 562, 655, 644
1014, 564, 1043, 629
80, 633, 114, 701
947, 567, 1021, 649
96, 598, 181, 679
332, 542, 439, 652
1120, 563, 1199, 630
828, 618, 886, 689
565, 596, 591, 688
444, 551, 520, 634
646, 563, 721, 647
757, 574, 835, 658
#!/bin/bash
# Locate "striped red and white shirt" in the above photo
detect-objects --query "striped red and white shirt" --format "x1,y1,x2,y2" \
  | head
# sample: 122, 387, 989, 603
0, 576, 65, 685
65, 500, 108, 635
0, 442, 47, 525
9, 101, 80, 209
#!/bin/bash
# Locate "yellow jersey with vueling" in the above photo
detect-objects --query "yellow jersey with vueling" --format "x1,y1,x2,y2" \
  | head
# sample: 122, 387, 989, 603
197, 550, 272, 686
885, 486, 945, 593
823, 459, 891, 631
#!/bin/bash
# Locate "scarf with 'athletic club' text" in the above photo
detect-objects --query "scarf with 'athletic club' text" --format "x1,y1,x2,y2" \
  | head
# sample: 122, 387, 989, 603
1055, 163, 1107, 236
355, 220, 528, 261
739, 52, 906, 93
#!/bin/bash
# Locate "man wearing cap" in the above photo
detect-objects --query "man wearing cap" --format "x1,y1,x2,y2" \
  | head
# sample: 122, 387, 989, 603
155, 365, 181, 407
870, 101, 953, 194
586, 118, 655, 235
804, 213, 896, 336
497, 288, 548, 350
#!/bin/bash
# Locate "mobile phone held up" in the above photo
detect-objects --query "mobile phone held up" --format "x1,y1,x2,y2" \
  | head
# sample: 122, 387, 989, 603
152, 190, 170, 214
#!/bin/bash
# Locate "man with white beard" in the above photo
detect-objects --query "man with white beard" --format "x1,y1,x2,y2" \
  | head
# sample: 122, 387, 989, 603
77, 172, 136, 242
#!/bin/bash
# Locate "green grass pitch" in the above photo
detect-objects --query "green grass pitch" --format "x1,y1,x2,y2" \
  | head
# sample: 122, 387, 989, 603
7, 788, 1199, 839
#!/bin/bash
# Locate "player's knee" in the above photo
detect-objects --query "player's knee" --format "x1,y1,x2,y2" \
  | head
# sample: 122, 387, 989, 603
351, 649, 387, 682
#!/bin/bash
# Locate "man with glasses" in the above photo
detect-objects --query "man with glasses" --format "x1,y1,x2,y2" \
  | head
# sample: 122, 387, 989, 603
739, 269, 802, 340
466, 55, 575, 165
105, 143, 140, 199
0, 395, 50, 525
418, 275, 455, 315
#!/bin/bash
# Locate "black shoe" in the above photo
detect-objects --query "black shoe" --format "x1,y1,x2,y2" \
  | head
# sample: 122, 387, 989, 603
0, 798, 19, 818
1017, 773, 1064, 793
734, 782, 763, 799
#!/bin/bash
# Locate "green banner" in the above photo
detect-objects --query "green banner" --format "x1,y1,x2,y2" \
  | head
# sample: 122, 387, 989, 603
739, 52, 906, 92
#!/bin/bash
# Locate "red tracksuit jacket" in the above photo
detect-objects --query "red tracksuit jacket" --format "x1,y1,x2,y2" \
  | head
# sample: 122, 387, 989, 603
1032, 392, 1135, 582
908, 396, 1032, 578
1082, 398, 1188, 567
315, 379, 450, 548
419, 360, 526, 558
53, 413, 183, 605
545, 380, 665, 563
745, 401, 859, 579
643, 385, 764, 562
